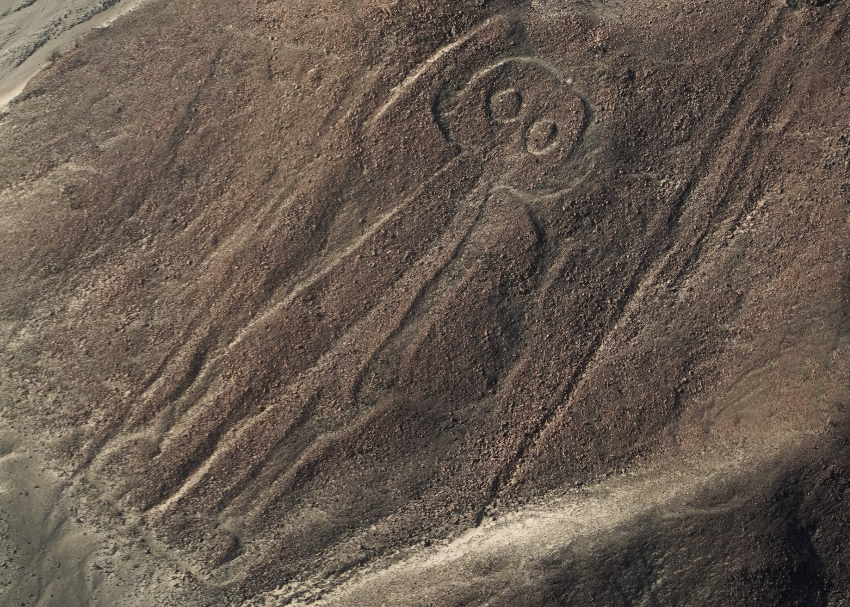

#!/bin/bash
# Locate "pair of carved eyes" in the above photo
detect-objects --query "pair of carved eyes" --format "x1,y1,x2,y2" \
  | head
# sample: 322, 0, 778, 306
488, 88, 560, 155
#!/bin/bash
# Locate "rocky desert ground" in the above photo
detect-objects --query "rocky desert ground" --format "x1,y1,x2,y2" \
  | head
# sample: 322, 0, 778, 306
1, 0, 849, 605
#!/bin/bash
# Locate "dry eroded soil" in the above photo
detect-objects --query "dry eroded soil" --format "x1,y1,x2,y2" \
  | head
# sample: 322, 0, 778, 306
1, 0, 850, 605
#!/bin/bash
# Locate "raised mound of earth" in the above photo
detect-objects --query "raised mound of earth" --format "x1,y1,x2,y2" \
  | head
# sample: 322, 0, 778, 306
1, 0, 849, 605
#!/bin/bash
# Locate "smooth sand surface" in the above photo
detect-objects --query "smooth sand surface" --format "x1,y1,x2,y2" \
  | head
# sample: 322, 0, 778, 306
0, 0, 143, 108
0, 428, 200, 607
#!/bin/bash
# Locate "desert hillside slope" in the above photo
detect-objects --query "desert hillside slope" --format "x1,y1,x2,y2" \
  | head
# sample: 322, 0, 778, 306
0, 0, 143, 106
1, 0, 849, 605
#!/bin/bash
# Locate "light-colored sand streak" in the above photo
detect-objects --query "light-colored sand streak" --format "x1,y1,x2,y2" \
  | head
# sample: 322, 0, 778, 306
255, 429, 811, 607
0, 0, 147, 109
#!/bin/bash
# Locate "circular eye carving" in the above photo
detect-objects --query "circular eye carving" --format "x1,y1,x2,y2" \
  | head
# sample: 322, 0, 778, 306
489, 89, 523, 122
526, 119, 560, 154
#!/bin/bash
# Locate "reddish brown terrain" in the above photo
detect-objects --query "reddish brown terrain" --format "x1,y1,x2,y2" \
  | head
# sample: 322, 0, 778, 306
1, 0, 849, 605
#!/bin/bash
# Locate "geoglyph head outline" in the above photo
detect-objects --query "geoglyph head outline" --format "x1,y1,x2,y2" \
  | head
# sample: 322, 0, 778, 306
439, 57, 587, 191
365, 17, 589, 195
